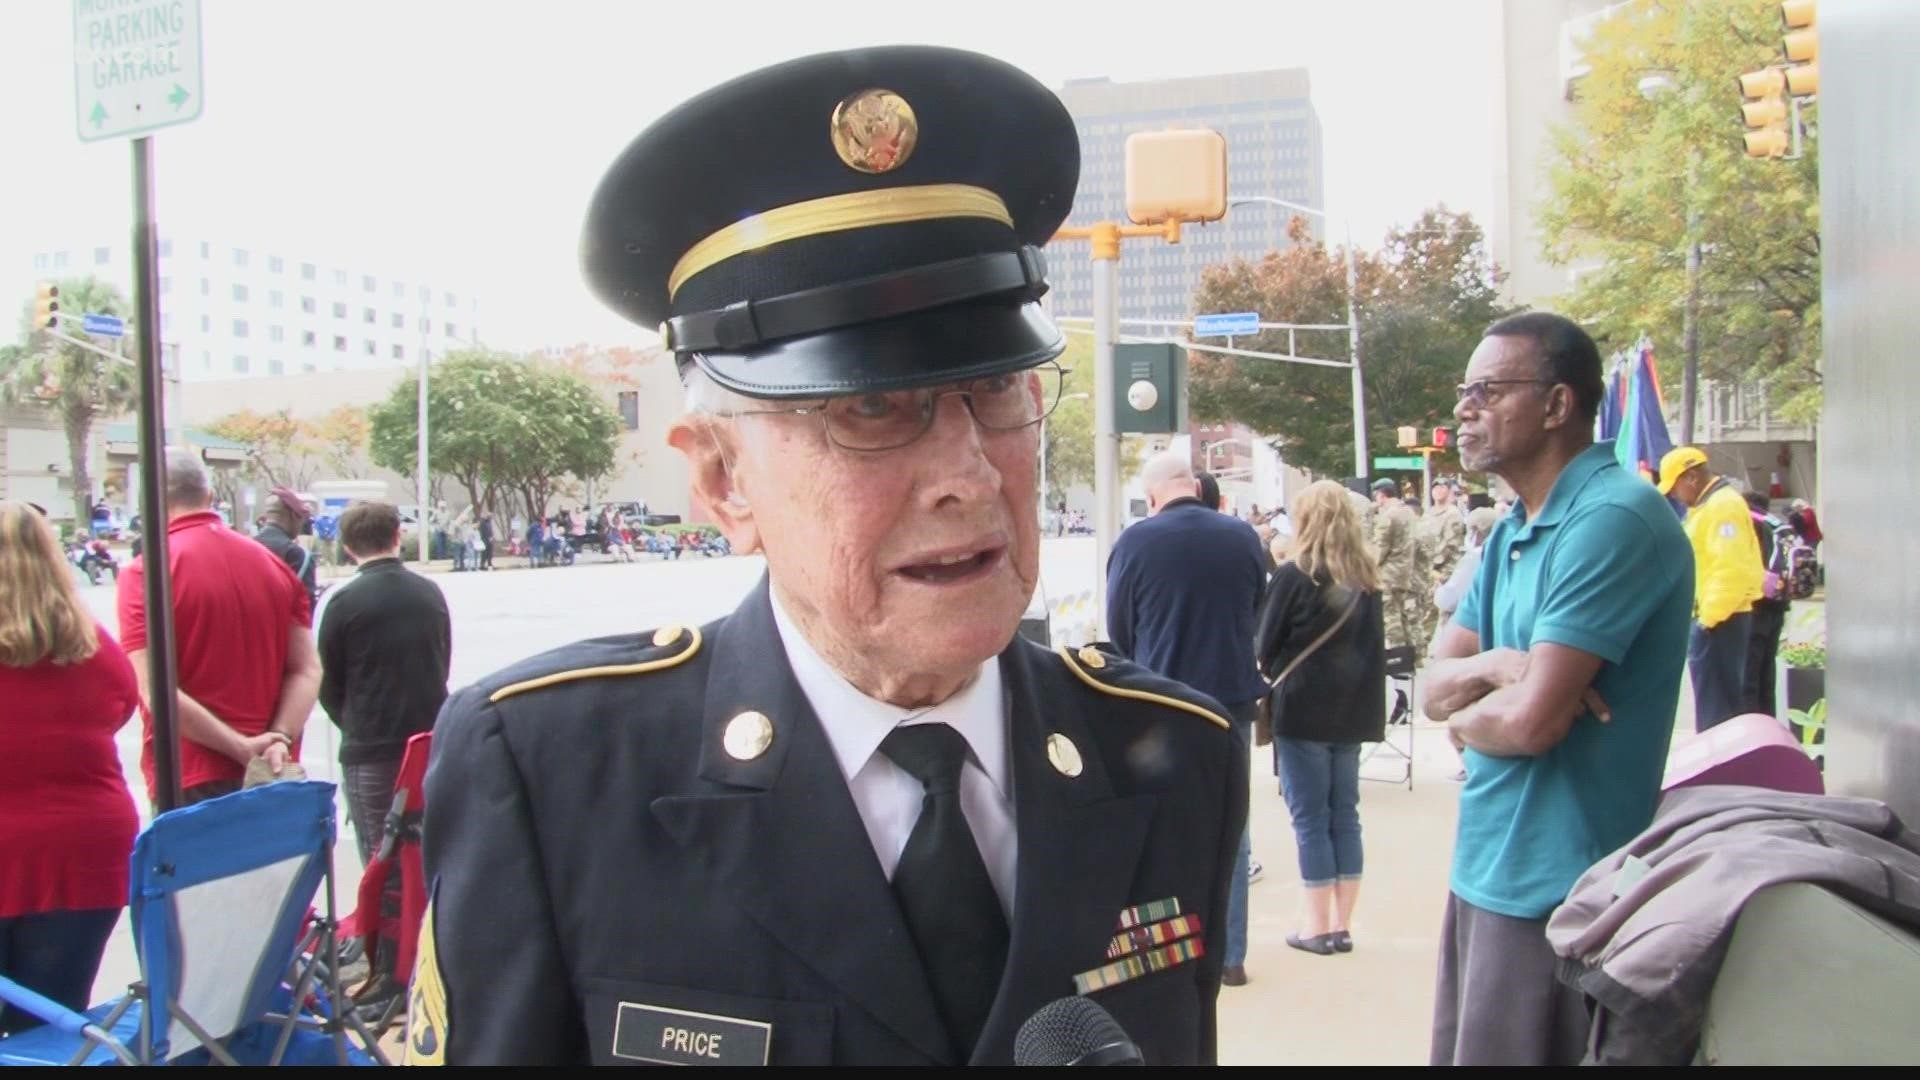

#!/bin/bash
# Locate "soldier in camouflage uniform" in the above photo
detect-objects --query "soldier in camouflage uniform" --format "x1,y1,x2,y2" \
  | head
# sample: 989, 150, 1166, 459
1418, 480, 1468, 646
1368, 478, 1427, 663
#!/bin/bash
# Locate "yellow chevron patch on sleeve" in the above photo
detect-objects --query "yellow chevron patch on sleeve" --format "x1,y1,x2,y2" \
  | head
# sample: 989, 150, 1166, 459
405, 898, 448, 1066
488, 625, 703, 704
1056, 645, 1230, 731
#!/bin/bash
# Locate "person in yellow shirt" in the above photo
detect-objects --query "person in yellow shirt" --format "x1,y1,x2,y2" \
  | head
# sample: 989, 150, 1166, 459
1657, 447, 1767, 731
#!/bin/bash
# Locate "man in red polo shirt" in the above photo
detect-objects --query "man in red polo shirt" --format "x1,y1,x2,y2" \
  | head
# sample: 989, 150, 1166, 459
117, 449, 321, 807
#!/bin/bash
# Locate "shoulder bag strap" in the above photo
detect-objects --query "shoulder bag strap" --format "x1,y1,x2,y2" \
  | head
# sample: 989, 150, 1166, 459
1266, 587, 1363, 692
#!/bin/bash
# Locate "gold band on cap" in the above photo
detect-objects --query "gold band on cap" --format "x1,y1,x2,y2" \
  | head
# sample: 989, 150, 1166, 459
667, 183, 1013, 300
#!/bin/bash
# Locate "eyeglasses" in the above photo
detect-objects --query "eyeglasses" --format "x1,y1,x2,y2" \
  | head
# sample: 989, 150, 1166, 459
720, 361, 1067, 452
1454, 378, 1553, 408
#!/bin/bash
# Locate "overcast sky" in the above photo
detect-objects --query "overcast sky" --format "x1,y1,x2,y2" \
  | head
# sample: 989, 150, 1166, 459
2, 0, 1502, 352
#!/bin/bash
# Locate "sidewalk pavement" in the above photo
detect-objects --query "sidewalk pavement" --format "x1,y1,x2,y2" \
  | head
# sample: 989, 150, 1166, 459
1219, 718, 1461, 1066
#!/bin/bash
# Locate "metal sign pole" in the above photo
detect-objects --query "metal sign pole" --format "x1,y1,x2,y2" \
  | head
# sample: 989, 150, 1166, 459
132, 134, 182, 812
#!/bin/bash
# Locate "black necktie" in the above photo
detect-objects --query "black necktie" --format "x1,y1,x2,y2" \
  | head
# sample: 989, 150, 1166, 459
880, 723, 1010, 1061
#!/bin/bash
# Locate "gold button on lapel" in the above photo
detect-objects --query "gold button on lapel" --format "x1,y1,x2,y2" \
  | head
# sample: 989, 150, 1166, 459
652, 624, 685, 648
1046, 733, 1084, 778
1077, 646, 1107, 670
723, 710, 774, 761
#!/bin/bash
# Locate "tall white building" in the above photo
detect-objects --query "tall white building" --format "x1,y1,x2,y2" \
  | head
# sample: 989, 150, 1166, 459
29, 236, 482, 381
1488, 0, 1619, 308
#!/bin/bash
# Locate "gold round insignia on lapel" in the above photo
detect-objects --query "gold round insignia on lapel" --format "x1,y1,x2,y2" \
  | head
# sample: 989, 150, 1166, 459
1046, 733, 1084, 778
830, 88, 918, 174
652, 624, 685, 648
724, 710, 774, 761
1077, 645, 1107, 670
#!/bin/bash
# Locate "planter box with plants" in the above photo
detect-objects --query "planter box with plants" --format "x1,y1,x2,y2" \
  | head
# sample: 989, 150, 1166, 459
1778, 639, 1825, 763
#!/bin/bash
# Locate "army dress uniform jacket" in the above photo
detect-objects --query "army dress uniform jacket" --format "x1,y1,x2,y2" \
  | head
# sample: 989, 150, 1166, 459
409, 578, 1247, 1066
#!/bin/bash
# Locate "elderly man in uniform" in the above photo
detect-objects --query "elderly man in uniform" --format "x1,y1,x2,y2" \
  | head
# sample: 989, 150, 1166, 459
408, 47, 1246, 1067
1369, 478, 1425, 665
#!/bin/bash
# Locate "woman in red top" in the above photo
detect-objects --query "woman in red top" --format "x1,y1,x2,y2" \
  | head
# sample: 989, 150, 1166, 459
0, 501, 139, 1033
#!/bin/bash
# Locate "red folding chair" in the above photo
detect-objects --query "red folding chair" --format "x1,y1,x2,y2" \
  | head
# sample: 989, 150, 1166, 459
339, 731, 433, 1036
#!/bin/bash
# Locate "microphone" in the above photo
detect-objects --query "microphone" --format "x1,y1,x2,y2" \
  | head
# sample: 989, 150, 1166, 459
1013, 997, 1144, 1066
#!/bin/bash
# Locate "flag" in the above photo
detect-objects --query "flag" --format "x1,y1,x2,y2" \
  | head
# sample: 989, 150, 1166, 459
1615, 337, 1673, 485
1597, 354, 1626, 443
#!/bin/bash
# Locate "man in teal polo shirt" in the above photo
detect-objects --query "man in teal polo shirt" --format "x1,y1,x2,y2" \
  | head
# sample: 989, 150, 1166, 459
1423, 312, 1692, 1066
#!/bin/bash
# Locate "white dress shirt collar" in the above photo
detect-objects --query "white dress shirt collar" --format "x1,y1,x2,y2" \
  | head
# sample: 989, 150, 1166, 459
768, 587, 1009, 801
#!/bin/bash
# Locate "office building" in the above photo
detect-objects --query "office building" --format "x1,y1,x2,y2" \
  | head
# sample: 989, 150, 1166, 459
28, 236, 481, 381
1048, 69, 1324, 320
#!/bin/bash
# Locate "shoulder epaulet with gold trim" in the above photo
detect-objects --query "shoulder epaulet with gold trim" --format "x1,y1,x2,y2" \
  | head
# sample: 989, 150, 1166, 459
1055, 644, 1230, 731
488, 624, 703, 704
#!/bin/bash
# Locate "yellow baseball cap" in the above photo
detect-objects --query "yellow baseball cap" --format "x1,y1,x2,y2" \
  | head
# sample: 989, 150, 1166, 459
1656, 446, 1708, 495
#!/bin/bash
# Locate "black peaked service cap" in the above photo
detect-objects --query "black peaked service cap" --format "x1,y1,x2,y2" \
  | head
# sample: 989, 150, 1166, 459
580, 45, 1079, 400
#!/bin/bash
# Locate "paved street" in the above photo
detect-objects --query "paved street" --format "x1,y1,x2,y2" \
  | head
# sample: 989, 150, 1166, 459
78, 537, 1477, 1065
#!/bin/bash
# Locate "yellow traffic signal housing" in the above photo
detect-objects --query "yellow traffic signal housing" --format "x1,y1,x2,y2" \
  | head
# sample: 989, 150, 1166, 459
1741, 95, 1789, 127
1783, 27, 1816, 62
32, 282, 60, 330
1779, 1, 1817, 96
1738, 67, 1786, 99
1396, 425, 1419, 450
1745, 127, 1791, 158
1124, 129, 1227, 226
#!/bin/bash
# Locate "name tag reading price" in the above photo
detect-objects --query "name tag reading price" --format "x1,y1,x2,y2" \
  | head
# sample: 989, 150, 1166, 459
612, 1002, 773, 1066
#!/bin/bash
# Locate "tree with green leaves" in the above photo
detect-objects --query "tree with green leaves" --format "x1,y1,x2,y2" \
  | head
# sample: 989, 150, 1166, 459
0, 277, 138, 526
368, 349, 620, 521
496, 365, 620, 521
1037, 336, 1148, 505
1188, 210, 1510, 479
1539, 0, 1821, 423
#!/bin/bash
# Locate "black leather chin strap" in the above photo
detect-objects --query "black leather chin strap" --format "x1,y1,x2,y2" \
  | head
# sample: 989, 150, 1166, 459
664, 246, 1049, 354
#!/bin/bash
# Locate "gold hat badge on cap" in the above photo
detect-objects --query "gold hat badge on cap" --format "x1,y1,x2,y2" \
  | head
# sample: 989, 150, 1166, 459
831, 88, 918, 174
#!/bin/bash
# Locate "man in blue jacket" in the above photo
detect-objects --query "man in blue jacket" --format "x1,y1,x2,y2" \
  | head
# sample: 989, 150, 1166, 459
1106, 449, 1270, 987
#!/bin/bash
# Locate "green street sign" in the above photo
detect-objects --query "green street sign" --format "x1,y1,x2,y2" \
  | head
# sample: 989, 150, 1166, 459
1373, 455, 1425, 470
73, 0, 204, 143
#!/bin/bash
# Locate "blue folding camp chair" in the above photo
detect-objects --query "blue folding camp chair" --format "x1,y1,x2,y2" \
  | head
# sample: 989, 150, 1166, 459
0, 780, 383, 1066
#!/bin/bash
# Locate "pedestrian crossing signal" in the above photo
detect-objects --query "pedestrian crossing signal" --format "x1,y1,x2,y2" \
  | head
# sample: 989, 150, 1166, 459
1431, 427, 1452, 449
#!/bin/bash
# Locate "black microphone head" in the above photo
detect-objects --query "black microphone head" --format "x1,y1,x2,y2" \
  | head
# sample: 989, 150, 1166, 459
1014, 996, 1142, 1066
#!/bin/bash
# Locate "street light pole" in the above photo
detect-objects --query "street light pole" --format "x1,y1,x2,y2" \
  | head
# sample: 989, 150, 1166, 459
1227, 195, 1367, 479
1092, 236, 1120, 608
1344, 223, 1367, 480
417, 316, 430, 563
1681, 231, 1702, 446
1640, 74, 1702, 446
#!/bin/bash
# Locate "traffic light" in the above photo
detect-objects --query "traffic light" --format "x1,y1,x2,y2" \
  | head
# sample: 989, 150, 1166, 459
1396, 425, 1418, 450
1736, 4, 1816, 160
1431, 426, 1452, 449
1780, 0, 1817, 96
1124, 129, 1227, 226
32, 282, 59, 330
1736, 66, 1792, 159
